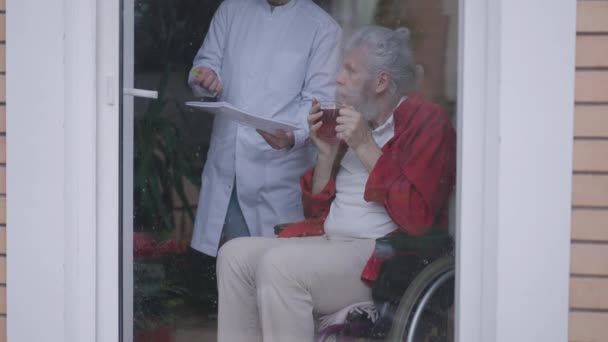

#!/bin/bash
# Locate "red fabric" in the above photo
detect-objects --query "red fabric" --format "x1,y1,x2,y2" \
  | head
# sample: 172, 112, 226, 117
359, 248, 418, 285
281, 94, 456, 282
277, 218, 325, 238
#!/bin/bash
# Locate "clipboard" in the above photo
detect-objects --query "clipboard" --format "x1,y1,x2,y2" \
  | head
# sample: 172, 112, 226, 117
186, 101, 299, 133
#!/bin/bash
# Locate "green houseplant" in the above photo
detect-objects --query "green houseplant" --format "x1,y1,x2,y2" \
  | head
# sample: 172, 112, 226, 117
133, 74, 200, 233
131, 53, 205, 342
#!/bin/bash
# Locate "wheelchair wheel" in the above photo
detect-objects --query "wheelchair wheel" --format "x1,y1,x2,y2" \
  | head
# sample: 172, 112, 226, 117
386, 255, 455, 342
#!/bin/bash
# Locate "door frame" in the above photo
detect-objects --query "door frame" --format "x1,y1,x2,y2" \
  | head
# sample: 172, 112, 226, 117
6, 0, 576, 341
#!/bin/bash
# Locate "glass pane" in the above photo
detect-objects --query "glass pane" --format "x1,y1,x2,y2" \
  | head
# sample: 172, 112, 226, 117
121, 0, 459, 341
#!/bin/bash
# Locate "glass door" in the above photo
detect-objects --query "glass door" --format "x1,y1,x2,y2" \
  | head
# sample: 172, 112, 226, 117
121, 1, 459, 341
122, 1, 223, 341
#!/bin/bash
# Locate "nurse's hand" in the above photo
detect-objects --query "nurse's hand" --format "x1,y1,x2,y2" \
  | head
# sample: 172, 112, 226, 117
308, 99, 339, 161
192, 66, 223, 95
257, 129, 295, 150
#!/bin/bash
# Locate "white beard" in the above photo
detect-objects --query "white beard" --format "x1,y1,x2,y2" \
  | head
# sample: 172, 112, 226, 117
358, 97, 377, 121
337, 83, 378, 122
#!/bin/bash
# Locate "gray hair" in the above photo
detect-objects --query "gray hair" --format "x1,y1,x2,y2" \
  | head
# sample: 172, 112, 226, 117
345, 25, 423, 95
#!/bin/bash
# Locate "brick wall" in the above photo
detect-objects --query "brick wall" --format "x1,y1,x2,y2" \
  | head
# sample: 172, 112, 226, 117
0, 0, 6, 339
569, 1, 608, 341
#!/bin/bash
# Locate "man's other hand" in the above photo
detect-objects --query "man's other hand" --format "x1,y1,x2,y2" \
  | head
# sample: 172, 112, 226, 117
192, 66, 224, 95
257, 129, 295, 150
336, 107, 374, 150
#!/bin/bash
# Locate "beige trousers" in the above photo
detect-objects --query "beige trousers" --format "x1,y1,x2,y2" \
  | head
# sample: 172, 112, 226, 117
216, 236, 376, 342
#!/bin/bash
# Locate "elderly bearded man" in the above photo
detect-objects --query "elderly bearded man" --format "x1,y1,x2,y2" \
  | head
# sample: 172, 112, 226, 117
215, 25, 456, 342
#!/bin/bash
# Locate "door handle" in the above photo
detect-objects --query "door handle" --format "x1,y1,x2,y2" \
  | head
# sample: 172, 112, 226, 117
123, 88, 158, 99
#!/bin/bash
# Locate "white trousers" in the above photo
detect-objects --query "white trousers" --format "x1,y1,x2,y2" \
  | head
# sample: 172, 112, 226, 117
216, 236, 376, 342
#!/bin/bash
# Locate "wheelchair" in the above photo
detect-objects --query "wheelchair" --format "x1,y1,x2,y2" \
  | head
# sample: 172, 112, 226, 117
376, 231, 455, 342
275, 225, 455, 342
385, 256, 454, 341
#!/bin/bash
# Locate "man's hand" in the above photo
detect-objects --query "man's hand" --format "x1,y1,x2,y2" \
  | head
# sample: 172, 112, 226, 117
335, 107, 375, 150
308, 99, 341, 194
308, 99, 339, 160
192, 66, 224, 95
257, 129, 295, 150
336, 107, 383, 172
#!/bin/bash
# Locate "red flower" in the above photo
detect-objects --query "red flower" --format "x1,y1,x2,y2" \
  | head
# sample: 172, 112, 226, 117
156, 239, 187, 256
134, 232, 157, 257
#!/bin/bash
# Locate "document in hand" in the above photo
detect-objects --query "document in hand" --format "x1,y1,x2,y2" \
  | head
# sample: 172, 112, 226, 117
186, 101, 299, 133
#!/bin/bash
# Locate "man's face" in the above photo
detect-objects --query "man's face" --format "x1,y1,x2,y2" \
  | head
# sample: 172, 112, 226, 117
336, 46, 377, 120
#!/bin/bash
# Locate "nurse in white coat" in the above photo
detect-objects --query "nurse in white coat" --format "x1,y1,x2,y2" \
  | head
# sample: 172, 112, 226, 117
188, 0, 342, 256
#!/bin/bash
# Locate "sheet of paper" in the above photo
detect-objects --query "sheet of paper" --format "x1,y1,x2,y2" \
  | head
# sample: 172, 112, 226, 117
186, 101, 299, 133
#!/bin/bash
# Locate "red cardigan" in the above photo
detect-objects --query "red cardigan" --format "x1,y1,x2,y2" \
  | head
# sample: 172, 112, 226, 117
279, 94, 456, 282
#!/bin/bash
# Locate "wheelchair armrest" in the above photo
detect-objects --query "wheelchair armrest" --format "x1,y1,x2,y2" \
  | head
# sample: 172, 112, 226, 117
375, 229, 453, 253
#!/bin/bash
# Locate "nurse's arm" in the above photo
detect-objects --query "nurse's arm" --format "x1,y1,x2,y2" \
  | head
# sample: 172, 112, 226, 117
188, 1, 230, 96
291, 24, 343, 150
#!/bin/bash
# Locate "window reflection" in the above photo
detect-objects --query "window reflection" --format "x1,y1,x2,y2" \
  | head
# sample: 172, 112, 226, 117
128, 1, 458, 341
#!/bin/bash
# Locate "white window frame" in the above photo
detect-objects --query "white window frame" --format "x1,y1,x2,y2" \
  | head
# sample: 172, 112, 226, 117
6, 0, 576, 341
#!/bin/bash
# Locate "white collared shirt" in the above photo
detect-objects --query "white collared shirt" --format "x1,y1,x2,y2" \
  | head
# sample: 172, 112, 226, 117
324, 101, 405, 239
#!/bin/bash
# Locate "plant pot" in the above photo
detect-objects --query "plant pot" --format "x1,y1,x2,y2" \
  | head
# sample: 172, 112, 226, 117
134, 326, 175, 342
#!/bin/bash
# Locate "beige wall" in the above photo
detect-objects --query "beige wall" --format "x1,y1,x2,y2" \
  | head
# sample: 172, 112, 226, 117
570, 1, 608, 341
0, 0, 6, 341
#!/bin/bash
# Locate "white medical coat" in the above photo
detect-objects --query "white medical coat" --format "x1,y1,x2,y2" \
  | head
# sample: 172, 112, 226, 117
188, 0, 342, 256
